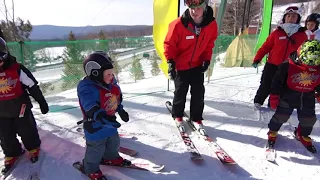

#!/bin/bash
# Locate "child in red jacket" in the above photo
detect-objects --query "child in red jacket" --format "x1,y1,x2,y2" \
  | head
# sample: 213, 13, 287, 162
252, 6, 308, 110
267, 39, 320, 153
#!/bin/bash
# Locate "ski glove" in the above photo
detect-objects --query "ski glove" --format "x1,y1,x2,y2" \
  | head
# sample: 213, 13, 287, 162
269, 94, 279, 110
118, 109, 129, 122
39, 101, 49, 114
201, 61, 210, 73
252, 60, 261, 68
96, 111, 121, 128
167, 60, 176, 80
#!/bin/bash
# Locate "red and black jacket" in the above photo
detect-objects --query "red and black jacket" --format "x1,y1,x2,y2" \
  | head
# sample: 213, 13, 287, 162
0, 55, 46, 118
271, 58, 320, 109
164, 6, 218, 71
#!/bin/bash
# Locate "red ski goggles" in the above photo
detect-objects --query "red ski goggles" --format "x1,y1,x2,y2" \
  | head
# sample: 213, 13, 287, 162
284, 6, 301, 16
185, 0, 206, 8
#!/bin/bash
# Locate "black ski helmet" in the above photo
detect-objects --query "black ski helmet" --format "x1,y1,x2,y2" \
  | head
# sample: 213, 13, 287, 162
0, 37, 8, 61
83, 51, 113, 83
305, 13, 320, 31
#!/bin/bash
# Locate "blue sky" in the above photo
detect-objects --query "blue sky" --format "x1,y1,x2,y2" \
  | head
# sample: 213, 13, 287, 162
0, 0, 188, 26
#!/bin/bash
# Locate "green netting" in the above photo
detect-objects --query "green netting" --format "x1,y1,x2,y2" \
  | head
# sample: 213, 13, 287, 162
5, 36, 249, 100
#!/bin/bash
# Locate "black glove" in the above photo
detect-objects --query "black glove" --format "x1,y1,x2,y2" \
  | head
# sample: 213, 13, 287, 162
201, 61, 210, 73
96, 111, 120, 127
39, 101, 49, 114
118, 109, 129, 122
252, 60, 261, 68
167, 60, 176, 80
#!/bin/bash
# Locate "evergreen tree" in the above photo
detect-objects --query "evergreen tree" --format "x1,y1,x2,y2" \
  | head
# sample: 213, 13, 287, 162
97, 30, 108, 52
61, 31, 85, 90
150, 51, 161, 76
110, 53, 121, 83
130, 54, 144, 82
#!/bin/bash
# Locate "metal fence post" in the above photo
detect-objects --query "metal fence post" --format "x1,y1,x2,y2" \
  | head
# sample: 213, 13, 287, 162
18, 41, 24, 65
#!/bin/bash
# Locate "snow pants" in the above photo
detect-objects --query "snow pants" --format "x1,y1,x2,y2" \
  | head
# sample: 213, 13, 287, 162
254, 63, 279, 106
172, 66, 205, 122
83, 133, 120, 174
0, 109, 41, 157
268, 101, 317, 136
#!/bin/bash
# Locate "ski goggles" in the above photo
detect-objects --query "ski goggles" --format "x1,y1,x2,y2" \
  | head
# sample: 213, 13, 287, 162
185, 0, 206, 8
284, 6, 302, 16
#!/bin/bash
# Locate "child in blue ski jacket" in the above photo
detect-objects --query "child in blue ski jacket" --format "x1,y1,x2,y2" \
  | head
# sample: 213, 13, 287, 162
77, 51, 131, 179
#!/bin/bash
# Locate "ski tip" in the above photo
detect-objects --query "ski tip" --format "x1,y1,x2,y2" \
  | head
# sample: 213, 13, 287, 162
151, 164, 165, 172
165, 101, 172, 106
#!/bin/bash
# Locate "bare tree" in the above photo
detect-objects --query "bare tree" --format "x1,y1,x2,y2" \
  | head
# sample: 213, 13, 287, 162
0, 0, 32, 41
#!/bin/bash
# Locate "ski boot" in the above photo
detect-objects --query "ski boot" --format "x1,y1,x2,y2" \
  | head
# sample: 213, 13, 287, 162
294, 126, 317, 153
175, 117, 185, 132
88, 170, 107, 180
267, 130, 277, 148
1, 149, 25, 175
101, 157, 132, 167
29, 147, 40, 163
192, 120, 207, 136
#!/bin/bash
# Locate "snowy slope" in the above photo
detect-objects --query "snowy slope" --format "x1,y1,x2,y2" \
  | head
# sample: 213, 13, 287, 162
1, 64, 320, 180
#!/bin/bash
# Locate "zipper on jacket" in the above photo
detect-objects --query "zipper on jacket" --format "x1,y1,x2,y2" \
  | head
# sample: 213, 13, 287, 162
189, 34, 199, 68
281, 38, 290, 63
199, 33, 205, 48
300, 92, 303, 110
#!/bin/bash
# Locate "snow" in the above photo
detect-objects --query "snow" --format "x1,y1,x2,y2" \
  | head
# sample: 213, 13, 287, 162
1, 58, 320, 180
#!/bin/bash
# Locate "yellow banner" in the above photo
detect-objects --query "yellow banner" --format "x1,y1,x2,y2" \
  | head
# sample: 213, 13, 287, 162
153, 0, 179, 78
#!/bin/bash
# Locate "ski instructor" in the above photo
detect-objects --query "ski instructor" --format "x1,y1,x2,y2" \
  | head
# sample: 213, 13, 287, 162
164, 0, 218, 133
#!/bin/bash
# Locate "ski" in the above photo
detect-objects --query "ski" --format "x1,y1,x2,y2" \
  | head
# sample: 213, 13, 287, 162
73, 161, 108, 180
27, 151, 45, 180
165, 101, 203, 162
119, 147, 137, 156
101, 161, 165, 172
0, 149, 25, 180
183, 112, 236, 164
265, 141, 276, 163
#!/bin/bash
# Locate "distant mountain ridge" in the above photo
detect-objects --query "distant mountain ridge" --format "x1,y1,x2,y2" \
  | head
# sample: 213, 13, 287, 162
30, 24, 152, 40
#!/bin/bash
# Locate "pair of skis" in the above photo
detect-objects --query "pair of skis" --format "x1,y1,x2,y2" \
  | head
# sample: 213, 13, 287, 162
73, 135, 164, 179
165, 101, 236, 164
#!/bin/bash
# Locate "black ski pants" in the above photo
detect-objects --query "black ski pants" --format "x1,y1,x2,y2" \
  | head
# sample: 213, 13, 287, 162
0, 109, 41, 157
268, 102, 316, 136
172, 66, 205, 122
254, 63, 279, 105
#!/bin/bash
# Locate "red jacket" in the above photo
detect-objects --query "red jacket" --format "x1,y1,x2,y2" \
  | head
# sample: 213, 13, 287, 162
164, 6, 218, 71
253, 27, 307, 66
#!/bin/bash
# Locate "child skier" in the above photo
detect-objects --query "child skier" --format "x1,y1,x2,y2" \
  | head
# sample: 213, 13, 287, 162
0, 37, 49, 174
305, 13, 320, 40
267, 39, 320, 153
77, 51, 130, 179
252, 6, 308, 110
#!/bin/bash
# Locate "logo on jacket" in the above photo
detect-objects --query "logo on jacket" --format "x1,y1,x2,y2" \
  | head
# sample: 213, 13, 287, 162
103, 94, 118, 115
0, 77, 18, 94
291, 72, 320, 86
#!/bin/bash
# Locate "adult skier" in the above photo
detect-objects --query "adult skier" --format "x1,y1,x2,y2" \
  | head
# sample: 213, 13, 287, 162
252, 6, 308, 110
164, 0, 218, 134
